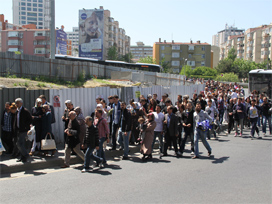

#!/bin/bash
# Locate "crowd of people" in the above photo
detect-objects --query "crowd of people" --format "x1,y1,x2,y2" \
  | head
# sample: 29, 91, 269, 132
1, 80, 271, 173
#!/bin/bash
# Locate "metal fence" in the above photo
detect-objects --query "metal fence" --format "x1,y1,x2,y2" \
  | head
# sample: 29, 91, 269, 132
0, 83, 205, 144
0, 88, 49, 138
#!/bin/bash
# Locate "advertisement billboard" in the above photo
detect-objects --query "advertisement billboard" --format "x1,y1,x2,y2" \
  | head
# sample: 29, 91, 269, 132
79, 9, 104, 60
56, 29, 67, 55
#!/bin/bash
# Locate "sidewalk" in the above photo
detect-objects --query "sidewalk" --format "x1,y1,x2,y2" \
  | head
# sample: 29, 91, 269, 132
0, 145, 141, 175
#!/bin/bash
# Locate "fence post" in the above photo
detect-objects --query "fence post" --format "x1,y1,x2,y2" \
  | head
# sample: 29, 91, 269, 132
71, 62, 74, 81
49, 59, 52, 79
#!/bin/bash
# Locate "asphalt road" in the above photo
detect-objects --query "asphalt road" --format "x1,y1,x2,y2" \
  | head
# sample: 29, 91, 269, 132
0, 128, 271, 204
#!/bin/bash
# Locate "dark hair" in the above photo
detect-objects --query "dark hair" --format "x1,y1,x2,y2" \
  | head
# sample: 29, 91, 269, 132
208, 100, 212, 103
140, 99, 146, 103
5, 102, 11, 106
153, 93, 157, 96
165, 100, 171, 104
96, 109, 103, 115
121, 101, 126, 105
113, 95, 119, 99
196, 101, 201, 106
129, 99, 135, 104
156, 105, 161, 109
167, 105, 174, 110
198, 94, 202, 98
101, 99, 106, 104
39, 95, 46, 100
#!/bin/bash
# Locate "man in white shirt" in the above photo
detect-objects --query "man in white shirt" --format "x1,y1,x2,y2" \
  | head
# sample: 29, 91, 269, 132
151, 105, 165, 153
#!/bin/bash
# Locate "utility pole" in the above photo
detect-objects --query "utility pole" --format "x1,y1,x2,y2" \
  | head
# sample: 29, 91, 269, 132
50, 0, 55, 59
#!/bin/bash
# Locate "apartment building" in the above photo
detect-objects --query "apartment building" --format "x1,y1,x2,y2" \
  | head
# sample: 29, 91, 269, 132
212, 24, 244, 47
0, 14, 36, 52
12, 0, 51, 29
78, 6, 130, 60
219, 24, 272, 63
1, 28, 68, 57
130, 41, 153, 62
153, 39, 211, 73
67, 27, 79, 56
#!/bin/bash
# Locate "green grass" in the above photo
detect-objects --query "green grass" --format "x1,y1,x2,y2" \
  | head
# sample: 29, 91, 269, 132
92, 78, 118, 85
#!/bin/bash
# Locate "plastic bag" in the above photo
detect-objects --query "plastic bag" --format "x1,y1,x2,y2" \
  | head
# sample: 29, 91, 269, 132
0, 138, 6, 155
27, 126, 35, 141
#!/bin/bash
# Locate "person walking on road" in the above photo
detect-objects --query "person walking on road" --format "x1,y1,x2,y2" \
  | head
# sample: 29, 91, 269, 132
192, 102, 212, 159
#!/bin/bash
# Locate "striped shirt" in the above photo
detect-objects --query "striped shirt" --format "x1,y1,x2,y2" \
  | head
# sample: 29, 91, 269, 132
94, 117, 109, 139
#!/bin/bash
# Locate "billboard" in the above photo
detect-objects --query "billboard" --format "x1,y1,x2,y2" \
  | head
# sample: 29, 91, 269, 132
79, 9, 104, 60
56, 29, 67, 55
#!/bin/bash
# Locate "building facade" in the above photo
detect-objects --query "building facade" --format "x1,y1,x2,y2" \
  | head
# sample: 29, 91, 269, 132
78, 6, 130, 60
153, 39, 211, 73
67, 27, 79, 56
1, 28, 68, 58
12, 0, 51, 29
212, 24, 244, 47
130, 41, 153, 62
219, 24, 272, 63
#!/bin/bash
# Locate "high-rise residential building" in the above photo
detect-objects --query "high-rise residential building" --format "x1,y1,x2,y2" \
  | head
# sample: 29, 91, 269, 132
212, 24, 244, 47
67, 27, 79, 56
153, 39, 211, 73
1, 28, 68, 57
78, 6, 130, 60
130, 41, 153, 62
12, 0, 51, 29
219, 23, 272, 63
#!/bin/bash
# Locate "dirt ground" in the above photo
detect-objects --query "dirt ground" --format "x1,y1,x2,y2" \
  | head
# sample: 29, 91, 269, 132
0, 77, 132, 90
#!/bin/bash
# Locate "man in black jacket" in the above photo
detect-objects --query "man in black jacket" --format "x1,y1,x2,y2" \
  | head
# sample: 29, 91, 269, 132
117, 102, 131, 160
81, 116, 103, 172
180, 102, 195, 156
14, 98, 32, 163
163, 105, 179, 157
62, 111, 84, 168
227, 99, 234, 134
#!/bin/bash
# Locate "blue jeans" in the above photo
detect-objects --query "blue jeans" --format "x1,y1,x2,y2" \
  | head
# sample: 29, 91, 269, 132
250, 117, 259, 137
194, 128, 211, 157
84, 147, 102, 169
17, 131, 28, 159
117, 129, 130, 157
152, 131, 163, 153
98, 137, 106, 162
262, 115, 271, 134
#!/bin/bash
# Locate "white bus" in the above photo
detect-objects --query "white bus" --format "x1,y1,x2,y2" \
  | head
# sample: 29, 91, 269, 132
249, 69, 272, 98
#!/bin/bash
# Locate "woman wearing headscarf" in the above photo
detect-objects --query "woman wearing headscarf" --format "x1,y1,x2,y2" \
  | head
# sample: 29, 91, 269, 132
140, 113, 156, 161
29, 98, 43, 156
74, 107, 86, 147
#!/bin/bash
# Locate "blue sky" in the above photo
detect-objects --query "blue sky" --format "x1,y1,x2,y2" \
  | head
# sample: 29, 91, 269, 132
1, 0, 271, 46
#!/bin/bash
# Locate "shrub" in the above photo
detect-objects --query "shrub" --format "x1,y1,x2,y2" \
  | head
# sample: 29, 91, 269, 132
215, 73, 239, 82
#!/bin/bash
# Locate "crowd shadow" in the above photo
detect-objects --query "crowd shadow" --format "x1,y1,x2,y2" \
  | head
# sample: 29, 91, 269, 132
199, 155, 230, 164
129, 156, 171, 163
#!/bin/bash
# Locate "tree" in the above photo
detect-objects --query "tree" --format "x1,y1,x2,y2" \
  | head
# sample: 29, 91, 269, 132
160, 57, 172, 73
227, 47, 237, 61
179, 65, 192, 76
107, 45, 118, 60
118, 52, 133, 63
138, 56, 156, 64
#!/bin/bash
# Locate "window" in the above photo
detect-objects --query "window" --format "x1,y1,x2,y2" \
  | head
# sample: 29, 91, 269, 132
172, 45, 180, 50
161, 46, 165, 50
38, 0, 43, 2
21, 2, 26, 6
21, 7, 26, 10
35, 48, 46, 54
33, 3, 37, 7
39, 8, 43, 12
202, 46, 205, 51
27, 17, 37, 21
188, 45, 194, 50
172, 52, 179, 58
171, 61, 180, 66
8, 32, 19, 37
201, 61, 205, 66
8, 48, 19, 52
161, 54, 165, 58
188, 54, 192, 58
38, 22, 43, 25
33, 0, 37, 2
27, 12, 37, 16
33, 8, 37, 11
187, 61, 195, 66
21, 12, 26, 15
38, 13, 43, 16
27, 8, 32, 11
8, 40, 19, 45
21, 16, 26, 20
202, 54, 205, 59
27, 3, 31, 6
22, 21, 26, 24
38, 4, 43, 7
38, 18, 43, 21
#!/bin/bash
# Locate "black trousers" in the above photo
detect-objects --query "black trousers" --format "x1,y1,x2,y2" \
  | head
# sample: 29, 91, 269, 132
111, 123, 119, 148
180, 128, 194, 153
164, 130, 178, 154
1, 130, 13, 153
228, 116, 234, 133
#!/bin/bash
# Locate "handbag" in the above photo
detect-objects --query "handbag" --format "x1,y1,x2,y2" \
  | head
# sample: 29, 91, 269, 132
41, 133, 56, 150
